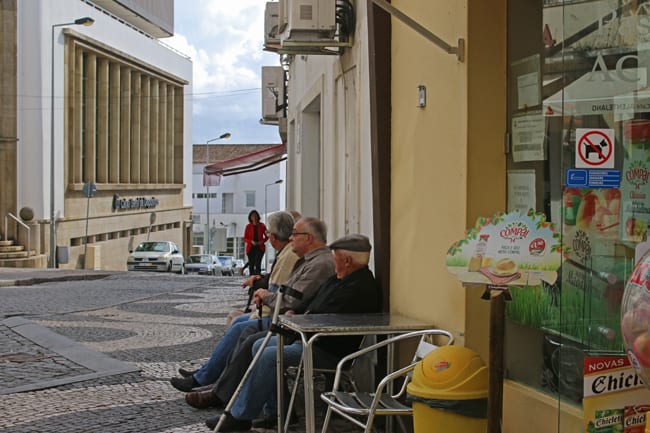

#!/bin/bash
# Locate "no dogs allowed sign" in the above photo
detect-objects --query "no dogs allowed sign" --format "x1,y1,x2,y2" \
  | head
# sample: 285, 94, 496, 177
575, 128, 615, 169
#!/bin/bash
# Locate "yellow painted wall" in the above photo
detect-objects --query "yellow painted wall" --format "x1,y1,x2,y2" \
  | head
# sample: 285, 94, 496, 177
390, 0, 506, 354
390, 0, 470, 346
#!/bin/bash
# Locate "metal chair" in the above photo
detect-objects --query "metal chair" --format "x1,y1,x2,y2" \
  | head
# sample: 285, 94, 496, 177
320, 329, 454, 433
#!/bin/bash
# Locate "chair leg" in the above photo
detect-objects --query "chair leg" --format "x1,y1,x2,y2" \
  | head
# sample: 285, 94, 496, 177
285, 358, 304, 432
320, 406, 334, 433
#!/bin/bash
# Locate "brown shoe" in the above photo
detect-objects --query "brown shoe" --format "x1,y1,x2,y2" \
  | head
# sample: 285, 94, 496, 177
185, 389, 223, 409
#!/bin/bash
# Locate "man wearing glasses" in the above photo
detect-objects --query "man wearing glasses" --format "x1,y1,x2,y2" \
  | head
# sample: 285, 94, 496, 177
170, 217, 334, 393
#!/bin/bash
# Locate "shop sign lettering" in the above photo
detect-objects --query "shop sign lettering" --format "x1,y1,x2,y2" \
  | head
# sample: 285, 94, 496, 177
112, 194, 159, 211
589, 54, 640, 83
591, 371, 643, 395
499, 222, 530, 243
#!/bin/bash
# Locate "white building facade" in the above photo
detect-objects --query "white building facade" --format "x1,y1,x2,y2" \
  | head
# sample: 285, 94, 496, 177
266, 0, 374, 248
191, 144, 285, 262
3, 0, 193, 269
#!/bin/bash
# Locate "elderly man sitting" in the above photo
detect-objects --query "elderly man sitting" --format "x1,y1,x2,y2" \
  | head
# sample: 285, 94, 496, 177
170, 217, 334, 392
205, 234, 383, 432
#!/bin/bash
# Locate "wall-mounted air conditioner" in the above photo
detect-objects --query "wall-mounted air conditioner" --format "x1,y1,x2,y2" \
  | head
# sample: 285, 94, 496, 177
264, 2, 281, 51
281, 0, 336, 44
261, 66, 285, 123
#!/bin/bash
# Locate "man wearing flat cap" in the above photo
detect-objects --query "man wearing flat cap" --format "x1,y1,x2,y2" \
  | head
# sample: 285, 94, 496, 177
203, 233, 382, 432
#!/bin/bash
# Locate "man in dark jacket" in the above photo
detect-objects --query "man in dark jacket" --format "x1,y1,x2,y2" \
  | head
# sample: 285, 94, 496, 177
203, 234, 382, 432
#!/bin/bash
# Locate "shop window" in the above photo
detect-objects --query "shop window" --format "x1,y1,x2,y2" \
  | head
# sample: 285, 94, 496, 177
506, 0, 644, 412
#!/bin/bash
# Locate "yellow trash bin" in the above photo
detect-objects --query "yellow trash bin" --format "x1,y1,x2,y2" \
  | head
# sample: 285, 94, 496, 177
407, 345, 488, 433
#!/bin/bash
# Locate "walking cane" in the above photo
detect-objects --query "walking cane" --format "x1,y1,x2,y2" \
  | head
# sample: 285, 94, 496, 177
212, 284, 302, 433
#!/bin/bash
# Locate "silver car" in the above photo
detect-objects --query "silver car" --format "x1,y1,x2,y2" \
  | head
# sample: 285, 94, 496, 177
126, 241, 185, 273
185, 254, 222, 275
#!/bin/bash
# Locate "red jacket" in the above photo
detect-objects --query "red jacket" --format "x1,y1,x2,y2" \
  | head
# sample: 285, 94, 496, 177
243, 222, 268, 254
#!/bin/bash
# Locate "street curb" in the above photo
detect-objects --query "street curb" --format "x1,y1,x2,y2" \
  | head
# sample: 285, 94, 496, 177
0, 272, 114, 288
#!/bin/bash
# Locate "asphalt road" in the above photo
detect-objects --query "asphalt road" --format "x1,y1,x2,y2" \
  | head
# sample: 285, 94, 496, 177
0, 271, 355, 433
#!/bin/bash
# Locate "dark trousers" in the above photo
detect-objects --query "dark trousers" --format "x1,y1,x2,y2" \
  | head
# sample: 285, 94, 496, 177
247, 246, 264, 275
213, 326, 268, 403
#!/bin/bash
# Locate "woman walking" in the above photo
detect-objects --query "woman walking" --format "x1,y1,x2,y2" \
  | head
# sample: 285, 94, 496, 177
243, 210, 268, 275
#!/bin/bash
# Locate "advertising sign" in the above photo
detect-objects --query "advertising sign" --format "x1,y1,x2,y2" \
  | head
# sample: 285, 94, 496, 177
621, 120, 650, 242
446, 210, 563, 287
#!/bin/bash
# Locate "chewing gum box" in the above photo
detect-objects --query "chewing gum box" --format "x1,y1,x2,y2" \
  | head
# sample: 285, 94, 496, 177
584, 356, 650, 433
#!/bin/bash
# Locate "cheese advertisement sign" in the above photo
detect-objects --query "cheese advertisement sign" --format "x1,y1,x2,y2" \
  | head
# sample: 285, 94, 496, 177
446, 210, 564, 287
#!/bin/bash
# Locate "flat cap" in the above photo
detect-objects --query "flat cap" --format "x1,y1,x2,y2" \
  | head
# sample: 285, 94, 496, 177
328, 234, 372, 252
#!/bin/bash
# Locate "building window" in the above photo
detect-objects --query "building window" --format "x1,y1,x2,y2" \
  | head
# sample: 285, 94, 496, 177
67, 35, 185, 187
245, 191, 255, 207
223, 193, 234, 213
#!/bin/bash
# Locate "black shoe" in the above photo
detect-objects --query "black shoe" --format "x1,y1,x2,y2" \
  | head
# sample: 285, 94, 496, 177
170, 375, 199, 392
205, 414, 252, 432
252, 413, 298, 429
178, 367, 198, 378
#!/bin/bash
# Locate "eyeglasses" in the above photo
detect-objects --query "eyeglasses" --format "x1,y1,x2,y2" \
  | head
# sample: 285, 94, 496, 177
291, 231, 310, 237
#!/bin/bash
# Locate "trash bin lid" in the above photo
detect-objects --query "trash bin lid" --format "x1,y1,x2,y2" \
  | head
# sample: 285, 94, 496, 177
407, 345, 488, 400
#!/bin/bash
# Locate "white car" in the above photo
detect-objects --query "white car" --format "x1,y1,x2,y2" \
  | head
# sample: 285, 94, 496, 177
217, 255, 236, 276
126, 241, 185, 273
185, 254, 222, 275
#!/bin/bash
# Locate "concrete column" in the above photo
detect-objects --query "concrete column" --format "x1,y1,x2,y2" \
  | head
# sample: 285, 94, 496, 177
70, 48, 84, 184
109, 62, 121, 183
120, 66, 131, 183
130, 72, 141, 183
139, 75, 150, 183
83, 53, 97, 182
96, 58, 109, 182
149, 78, 159, 183
158, 81, 167, 183
173, 87, 183, 183
166, 85, 175, 183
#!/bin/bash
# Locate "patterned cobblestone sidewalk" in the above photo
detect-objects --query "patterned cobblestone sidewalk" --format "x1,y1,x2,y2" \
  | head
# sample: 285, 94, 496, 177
0, 271, 369, 433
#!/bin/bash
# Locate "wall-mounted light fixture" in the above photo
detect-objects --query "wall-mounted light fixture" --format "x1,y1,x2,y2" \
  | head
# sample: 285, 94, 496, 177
418, 85, 426, 108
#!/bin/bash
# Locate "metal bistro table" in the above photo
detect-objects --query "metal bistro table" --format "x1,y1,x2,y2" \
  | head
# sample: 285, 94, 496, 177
276, 313, 434, 433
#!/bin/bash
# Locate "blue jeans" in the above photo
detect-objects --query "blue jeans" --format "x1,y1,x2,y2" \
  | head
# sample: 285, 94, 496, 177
193, 314, 271, 386
230, 338, 339, 420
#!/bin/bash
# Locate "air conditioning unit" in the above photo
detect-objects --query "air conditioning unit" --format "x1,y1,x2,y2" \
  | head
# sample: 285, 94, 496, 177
281, 0, 336, 44
261, 66, 285, 123
264, 2, 281, 51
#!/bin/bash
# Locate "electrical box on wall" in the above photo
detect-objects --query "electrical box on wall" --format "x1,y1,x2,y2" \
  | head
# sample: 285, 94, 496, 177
261, 66, 285, 123
281, 0, 336, 43
264, 2, 281, 51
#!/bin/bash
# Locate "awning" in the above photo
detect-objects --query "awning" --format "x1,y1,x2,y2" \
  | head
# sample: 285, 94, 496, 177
543, 67, 649, 119
202, 143, 287, 186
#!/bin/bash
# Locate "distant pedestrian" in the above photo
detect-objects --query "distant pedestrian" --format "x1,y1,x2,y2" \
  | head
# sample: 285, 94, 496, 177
243, 210, 268, 276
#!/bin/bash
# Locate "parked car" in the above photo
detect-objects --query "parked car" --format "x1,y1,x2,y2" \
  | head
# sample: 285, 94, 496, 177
185, 254, 222, 276
126, 241, 185, 273
233, 259, 247, 276
217, 255, 236, 276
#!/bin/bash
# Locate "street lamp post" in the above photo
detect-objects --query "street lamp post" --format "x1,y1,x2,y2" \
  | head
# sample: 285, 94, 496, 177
264, 179, 283, 270
205, 132, 231, 254
49, 17, 94, 268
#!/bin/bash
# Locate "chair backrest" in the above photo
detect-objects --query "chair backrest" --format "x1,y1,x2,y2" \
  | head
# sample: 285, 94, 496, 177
414, 338, 439, 360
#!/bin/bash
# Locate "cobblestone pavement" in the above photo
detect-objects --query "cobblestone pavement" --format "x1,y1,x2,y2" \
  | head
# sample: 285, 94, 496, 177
0, 270, 368, 433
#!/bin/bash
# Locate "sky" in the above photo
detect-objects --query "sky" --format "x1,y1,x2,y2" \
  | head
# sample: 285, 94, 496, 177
167, 0, 281, 145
